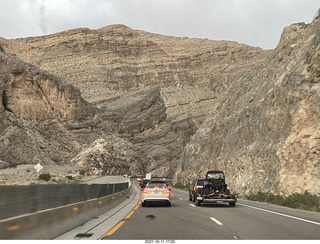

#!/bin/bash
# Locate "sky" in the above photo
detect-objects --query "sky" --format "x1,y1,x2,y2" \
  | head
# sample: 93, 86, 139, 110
0, 0, 319, 49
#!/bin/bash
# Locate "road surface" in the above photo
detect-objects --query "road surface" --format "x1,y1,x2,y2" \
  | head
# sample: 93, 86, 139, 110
101, 185, 320, 240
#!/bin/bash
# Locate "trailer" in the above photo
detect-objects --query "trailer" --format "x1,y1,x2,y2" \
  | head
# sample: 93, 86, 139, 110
195, 170, 237, 207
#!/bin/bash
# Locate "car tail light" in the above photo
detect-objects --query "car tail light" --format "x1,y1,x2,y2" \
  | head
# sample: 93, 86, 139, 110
143, 190, 151, 194
162, 190, 170, 194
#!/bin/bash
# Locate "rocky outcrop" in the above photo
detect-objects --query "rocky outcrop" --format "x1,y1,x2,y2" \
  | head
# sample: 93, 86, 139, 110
0, 48, 96, 122
0, 46, 98, 167
174, 16, 320, 196
0, 46, 155, 175
71, 137, 146, 175
96, 87, 166, 135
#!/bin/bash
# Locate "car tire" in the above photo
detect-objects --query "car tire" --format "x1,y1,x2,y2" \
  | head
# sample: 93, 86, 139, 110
189, 193, 192, 201
167, 201, 171, 207
142, 202, 146, 207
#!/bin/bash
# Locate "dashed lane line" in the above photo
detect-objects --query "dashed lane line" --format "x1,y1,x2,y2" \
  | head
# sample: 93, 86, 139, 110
210, 217, 223, 226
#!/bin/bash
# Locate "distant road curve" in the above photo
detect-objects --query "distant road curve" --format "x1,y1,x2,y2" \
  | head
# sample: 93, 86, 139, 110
83, 175, 131, 184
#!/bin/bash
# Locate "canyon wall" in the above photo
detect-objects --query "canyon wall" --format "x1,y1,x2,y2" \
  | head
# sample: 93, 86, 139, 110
1, 12, 319, 195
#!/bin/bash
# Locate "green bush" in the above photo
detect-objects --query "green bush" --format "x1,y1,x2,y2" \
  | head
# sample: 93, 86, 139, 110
245, 191, 320, 212
66, 175, 73, 180
39, 172, 52, 181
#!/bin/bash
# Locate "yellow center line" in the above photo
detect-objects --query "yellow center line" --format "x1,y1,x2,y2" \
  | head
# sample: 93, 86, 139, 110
103, 220, 126, 237
133, 204, 140, 211
124, 210, 135, 219
99, 184, 142, 240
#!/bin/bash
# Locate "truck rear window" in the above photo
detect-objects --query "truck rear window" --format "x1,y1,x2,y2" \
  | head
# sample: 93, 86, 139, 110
197, 180, 205, 186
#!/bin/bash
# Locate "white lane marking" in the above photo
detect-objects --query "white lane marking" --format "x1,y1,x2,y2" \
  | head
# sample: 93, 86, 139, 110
189, 204, 196, 207
210, 217, 223, 226
179, 197, 183, 200
238, 203, 320, 226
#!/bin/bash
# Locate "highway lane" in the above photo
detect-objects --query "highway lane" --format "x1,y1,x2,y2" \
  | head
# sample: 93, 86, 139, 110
102, 187, 320, 240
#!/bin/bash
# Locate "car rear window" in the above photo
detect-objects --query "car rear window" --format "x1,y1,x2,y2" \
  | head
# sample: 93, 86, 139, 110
147, 183, 167, 188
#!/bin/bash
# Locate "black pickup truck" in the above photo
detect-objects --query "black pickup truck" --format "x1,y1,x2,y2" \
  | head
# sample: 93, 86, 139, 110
194, 170, 237, 207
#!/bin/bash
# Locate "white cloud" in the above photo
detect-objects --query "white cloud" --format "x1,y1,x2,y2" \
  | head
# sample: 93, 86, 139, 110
0, 0, 319, 49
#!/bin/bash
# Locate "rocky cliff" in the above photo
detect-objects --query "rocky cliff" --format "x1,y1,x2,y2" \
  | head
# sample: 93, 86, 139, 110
174, 15, 320, 196
0, 24, 263, 177
1, 12, 319, 195
0, 46, 147, 172
0, 47, 94, 167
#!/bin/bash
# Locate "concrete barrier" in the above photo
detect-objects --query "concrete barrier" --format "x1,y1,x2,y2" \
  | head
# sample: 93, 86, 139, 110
0, 183, 130, 239
0, 182, 128, 219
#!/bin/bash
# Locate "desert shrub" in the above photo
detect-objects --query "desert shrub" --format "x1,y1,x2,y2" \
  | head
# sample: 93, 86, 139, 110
66, 175, 74, 180
245, 191, 320, 212
39, 172, 51, 181
172, 183, 189, 191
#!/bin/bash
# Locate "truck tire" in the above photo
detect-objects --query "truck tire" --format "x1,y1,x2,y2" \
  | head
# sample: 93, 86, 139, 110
229, 202, 236, 207
196, 199, 202, 206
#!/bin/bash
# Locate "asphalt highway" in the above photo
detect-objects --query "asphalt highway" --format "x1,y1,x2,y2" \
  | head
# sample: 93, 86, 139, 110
102, 187, 320, 240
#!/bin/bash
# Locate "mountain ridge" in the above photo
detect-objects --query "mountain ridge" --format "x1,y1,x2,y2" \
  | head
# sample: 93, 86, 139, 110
1, 15, 319, 195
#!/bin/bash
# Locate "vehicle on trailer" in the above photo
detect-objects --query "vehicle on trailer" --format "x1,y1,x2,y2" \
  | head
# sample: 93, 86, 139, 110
189, 178, 206, 202
195, 170, 237, 207
141, 181, 171, 207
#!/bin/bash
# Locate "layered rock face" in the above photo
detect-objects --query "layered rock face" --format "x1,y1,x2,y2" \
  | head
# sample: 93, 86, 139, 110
0, 50, 96, 121
174, 16, 320, 196
0, 47, 151, 174
1, 25, 263, 103
1, 12, 319, 195
0, 24, 263, 177
0, 48, 95, 167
